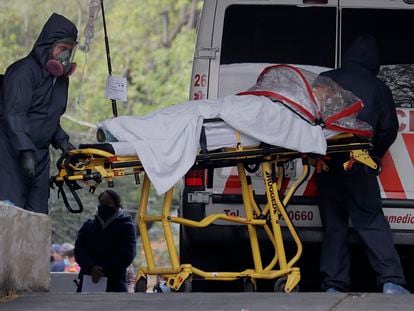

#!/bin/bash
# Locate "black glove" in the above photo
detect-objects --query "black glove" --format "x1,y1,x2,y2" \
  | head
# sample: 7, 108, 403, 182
90, 265, 105, 283
21, 150, 36, 179
58, 140, 76, 154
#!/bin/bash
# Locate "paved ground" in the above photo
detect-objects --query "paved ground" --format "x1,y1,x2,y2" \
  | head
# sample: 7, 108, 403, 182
1, 292, 413, 311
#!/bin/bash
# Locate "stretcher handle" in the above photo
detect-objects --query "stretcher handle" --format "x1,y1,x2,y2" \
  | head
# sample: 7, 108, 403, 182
60, 177, 84, 214
49, 176, 84, 214
52, 153, 84, 213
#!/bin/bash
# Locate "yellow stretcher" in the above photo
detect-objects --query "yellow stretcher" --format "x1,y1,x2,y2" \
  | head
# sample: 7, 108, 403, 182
51, 133, 378, 293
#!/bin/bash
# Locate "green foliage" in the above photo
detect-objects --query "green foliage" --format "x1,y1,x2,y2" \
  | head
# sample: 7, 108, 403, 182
69, 0, 198, 121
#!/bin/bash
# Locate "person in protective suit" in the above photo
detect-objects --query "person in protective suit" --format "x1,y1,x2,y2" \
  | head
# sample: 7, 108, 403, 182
317, 34, 409, 294
74, 190, 137, 292
0, 13, 78, 214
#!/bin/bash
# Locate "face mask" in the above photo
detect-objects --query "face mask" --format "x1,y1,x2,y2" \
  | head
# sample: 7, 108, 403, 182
50, 256, 54, 263
63, 258, 69, 266
46, 45, 77, 77
97, 203, 117, 221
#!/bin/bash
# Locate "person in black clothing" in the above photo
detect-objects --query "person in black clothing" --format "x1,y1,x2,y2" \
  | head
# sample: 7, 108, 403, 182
74, 190, 137, 292
0, 13, 78, 214
317, 34, 409, 294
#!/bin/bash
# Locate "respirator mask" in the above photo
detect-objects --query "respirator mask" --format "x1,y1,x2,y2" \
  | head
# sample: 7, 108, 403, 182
46, 42, 78, 77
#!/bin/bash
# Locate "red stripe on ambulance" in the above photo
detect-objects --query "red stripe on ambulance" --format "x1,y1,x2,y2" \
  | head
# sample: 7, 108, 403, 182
280, 177, 291, 195
223, 174, 242, 194
223, 167, 242, 194
402, 133, 414, 166
302, 172, 318, 197
379, 151, 406, 199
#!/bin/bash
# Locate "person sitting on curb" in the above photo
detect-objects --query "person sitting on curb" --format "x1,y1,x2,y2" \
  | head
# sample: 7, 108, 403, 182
74, 190, 137, 292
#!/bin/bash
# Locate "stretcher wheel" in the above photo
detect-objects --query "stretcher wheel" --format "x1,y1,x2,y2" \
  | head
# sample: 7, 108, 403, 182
134, 277, 147, 293
273, 277, 299, 293
173, 278, 192, 293
243, 279, 256, 292
364, 156, 382, 176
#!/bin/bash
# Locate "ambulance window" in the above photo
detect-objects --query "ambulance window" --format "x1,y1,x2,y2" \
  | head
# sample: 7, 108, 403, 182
220, 5, 336, 68
341, 9, 414, 107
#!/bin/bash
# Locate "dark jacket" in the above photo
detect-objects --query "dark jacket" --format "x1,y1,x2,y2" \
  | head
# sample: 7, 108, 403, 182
321, 35, 398, 158
74, 212, 137, 292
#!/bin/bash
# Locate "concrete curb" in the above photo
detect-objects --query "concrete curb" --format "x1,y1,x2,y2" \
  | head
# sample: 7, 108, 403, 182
0, 203, 51, 293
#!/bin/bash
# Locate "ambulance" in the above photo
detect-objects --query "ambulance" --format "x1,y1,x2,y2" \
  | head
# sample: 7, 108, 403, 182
179, 0, 414, 291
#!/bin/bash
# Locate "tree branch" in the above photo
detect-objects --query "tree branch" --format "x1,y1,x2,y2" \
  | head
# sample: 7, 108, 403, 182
75, 0, 84, 32
161, 10, 170, 47
62, 114, 97, 129
186, 0, 198, 29
161, 10, 189, 48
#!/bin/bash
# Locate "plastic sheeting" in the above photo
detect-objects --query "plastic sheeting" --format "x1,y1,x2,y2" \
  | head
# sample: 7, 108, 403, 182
313, 75, 372, 135
244, 64, 321, 124
240, 64, 373, 137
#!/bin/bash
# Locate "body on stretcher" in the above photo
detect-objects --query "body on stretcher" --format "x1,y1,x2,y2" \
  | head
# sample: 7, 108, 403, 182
50, 65, 379, 292
50, 129, 378, 293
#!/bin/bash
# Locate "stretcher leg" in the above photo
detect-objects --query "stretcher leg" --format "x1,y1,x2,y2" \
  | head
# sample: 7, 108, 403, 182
283, 165, 308, 267
135, 160, 305, 293
261, 160, 304, 292
262, 161, 288, 269
247, 180, 264, 217
244, 173, 280, 272
136, 174, 156, 271
161, 188, 180, 270
237, 163, 263, 273
136, 175, 185, 291
263, 225, 279, 272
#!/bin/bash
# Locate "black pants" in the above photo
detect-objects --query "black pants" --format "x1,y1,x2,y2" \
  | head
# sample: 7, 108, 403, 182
0, 128, 50, 214
317, 166, 406, 291
77, 272, 128, 293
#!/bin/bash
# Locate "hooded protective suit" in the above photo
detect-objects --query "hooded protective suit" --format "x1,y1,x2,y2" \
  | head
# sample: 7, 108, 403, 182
317, 35, 405, 292
322, 34, 399, 158
0, 13, 78, 214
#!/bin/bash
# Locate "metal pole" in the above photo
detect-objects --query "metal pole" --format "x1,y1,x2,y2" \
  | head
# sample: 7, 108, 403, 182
100, 0, 118, 117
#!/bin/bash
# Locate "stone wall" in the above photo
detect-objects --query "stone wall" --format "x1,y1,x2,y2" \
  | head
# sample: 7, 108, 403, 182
0, 202, 51, 293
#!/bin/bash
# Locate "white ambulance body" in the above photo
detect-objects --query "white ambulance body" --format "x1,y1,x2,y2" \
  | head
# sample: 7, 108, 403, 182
180, 0, 414, 290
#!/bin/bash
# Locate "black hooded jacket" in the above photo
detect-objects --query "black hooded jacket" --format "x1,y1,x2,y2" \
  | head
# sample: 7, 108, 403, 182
75, 212, 137, 292
0, 13, 78, 152
321, 35, 398, 158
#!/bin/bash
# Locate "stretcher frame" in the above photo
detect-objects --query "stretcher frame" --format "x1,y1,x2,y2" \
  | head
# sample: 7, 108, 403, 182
51, 133, 377, 293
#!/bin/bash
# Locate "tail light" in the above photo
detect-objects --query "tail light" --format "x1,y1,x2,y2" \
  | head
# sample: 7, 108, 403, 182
185, 169, 205, 187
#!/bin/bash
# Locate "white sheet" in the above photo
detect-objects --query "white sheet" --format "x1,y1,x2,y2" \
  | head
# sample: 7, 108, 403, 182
108, 121, 261, 157
98, 95, 326, 194
109, 123, 338, 155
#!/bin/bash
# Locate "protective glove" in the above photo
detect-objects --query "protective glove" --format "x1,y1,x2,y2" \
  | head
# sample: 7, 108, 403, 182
20, 150, 36, 179
58, 140, 76, 154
